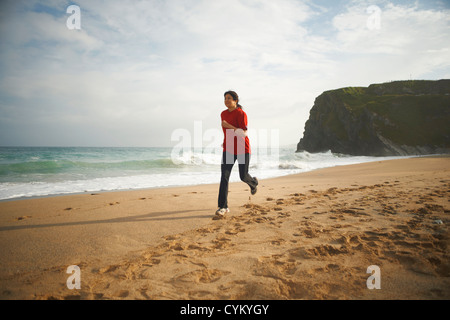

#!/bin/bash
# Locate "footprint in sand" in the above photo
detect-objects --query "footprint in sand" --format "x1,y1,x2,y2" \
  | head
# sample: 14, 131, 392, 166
306, 244, 349, 258
174, 268, 230, 284
16, 216, 32, 221
270, 239, 286, 246
225, 227, 245, 235
163, 235, 180, 241
115, 290, 129, 298
98, 264, 120, 274
211, 236, 233, 249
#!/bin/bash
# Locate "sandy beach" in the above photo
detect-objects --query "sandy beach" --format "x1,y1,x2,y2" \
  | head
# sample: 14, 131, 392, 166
0, 156, 449, 300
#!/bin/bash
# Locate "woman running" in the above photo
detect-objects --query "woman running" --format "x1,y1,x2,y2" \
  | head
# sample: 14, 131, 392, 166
216, 90, 258, 217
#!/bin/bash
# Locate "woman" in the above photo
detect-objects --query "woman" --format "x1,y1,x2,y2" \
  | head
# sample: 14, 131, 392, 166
216, 90, 258, 217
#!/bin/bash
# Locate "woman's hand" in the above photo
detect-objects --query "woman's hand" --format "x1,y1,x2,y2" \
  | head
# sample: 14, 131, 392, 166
234, 128, 247, 137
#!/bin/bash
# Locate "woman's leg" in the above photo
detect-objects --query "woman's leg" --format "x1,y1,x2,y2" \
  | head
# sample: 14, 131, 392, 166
218, 152, 236, 208
238, 153, 258, 190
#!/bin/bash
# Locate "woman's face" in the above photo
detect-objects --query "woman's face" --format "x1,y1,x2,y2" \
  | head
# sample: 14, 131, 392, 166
224, 94, 237, 109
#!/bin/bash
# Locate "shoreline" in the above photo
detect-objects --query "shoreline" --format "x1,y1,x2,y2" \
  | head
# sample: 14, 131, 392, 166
2, 153, 442, 203
0, 156, 449, 299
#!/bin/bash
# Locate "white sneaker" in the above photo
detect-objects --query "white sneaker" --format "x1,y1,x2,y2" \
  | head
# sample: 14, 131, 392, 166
215, 207, 230, 216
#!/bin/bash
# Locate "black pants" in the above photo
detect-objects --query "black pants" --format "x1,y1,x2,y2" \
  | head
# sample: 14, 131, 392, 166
218, 151, 258, 208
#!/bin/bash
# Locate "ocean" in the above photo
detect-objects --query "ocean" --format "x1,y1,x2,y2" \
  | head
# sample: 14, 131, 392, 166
0, 146, 413, 201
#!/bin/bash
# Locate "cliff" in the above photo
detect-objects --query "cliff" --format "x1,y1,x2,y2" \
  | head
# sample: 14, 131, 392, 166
296, 79, 450, 156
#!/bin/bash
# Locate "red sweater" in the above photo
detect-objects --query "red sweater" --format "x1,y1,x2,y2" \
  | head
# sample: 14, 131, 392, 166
221, 108, 251, 155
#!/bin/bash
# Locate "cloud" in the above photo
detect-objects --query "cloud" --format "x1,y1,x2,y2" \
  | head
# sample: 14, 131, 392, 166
333, 1, 450, 54
328, 1, 450, 84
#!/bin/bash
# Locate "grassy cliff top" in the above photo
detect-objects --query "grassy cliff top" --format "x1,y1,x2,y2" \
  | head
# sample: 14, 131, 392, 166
324, 79, 450, 97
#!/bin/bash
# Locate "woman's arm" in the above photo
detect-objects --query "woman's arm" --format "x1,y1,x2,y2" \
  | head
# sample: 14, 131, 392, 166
222, 120, 237, 130
222, 120, 247, 137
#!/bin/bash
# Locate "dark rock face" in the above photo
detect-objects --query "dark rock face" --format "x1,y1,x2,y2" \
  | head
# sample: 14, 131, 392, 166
296, 80, 450, 156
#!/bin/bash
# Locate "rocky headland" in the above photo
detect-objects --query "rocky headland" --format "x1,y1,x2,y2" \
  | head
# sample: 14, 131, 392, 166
297, 79, 450, 156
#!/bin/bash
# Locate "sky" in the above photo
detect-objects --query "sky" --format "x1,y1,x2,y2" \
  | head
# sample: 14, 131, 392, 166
0, 0, 449, 148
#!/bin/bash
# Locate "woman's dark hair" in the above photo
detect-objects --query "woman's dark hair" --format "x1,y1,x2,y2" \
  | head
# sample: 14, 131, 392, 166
224, 90, 243, 109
